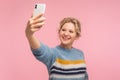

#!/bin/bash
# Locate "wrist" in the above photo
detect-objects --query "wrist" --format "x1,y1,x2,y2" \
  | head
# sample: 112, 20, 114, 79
26, 33, 34, 39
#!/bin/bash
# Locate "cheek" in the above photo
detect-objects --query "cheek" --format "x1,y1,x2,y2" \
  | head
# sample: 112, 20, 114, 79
71, 34, 77, 39
58, 31, 62, 36
58, 32, 62, 38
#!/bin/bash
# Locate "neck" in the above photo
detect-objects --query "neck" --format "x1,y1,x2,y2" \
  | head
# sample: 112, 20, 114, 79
60, 43, 72, 49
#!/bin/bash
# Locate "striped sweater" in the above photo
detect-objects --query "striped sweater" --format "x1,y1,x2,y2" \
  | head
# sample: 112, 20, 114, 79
31, 43, 88, 80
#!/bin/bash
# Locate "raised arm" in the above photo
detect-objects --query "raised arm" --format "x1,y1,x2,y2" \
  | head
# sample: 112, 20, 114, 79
25, 13, 46, 49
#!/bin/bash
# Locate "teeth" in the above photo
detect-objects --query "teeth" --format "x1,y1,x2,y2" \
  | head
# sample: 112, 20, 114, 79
63, 36, 70, 40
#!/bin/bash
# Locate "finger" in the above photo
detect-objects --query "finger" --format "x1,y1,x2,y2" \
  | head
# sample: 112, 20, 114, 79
30, 24, 43, 32
31, 28, 41, 32
32, 13, 44, 20
32, 17, 46, 24
31, 22, 45, 28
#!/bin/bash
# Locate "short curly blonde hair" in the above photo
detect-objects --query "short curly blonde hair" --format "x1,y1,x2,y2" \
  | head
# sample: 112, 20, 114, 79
58, 17, 81, 37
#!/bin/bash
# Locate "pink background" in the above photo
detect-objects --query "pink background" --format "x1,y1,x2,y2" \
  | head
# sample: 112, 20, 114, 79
0, 0, 120, 80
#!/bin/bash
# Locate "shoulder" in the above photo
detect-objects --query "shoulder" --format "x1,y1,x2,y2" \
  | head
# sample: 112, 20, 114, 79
72, 47, 85, 57
73, 47, 84, 53
66, 47, 85, 60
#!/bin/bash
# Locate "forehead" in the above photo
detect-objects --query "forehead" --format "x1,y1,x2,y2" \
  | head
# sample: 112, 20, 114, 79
62, 22, 75, 30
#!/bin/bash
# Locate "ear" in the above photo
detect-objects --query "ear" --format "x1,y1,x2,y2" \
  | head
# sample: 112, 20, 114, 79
75, 34, 81, 40
75, 36, 80, 40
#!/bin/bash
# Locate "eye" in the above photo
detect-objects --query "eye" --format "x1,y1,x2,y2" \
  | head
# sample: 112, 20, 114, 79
61, 29, 66, 31
69, 30, 74, 33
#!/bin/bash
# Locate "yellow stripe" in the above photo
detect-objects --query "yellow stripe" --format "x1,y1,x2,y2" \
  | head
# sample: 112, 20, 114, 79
56, 58, 85, 65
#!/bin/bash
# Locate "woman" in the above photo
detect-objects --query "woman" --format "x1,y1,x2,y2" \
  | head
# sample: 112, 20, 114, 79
25, 13, 88, 80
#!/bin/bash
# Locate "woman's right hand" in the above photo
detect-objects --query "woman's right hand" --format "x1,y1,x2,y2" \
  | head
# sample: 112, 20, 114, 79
25, 13, 46, 38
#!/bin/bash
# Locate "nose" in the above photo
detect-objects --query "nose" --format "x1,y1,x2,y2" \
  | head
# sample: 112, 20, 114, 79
64, 31, 69, 35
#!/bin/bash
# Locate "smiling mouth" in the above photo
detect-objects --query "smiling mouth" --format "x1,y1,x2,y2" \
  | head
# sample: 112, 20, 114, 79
62, 36, 71, 41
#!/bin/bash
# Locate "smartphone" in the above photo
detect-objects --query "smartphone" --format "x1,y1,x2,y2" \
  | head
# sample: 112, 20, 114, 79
33, 3, 46, 16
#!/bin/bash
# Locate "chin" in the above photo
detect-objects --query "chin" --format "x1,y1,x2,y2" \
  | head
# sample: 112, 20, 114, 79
61, 42, 71, 46
60, 39, 72, 46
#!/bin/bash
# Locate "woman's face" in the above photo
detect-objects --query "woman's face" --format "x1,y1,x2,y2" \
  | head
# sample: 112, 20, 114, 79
59, 22, 78, 48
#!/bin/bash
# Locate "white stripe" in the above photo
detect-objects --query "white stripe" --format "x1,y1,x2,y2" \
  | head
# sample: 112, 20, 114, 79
52, 62, 86, 69
51, 69, 86, 73
50, 73, 85, 79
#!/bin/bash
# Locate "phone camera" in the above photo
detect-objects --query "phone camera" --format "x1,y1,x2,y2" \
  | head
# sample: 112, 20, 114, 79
35, 5, 37, 9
